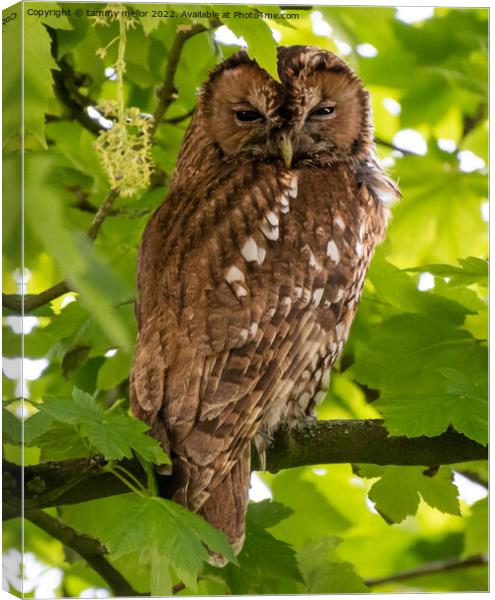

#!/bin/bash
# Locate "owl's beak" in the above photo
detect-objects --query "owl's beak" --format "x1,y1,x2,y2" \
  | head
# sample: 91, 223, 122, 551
278, 134, 294, 168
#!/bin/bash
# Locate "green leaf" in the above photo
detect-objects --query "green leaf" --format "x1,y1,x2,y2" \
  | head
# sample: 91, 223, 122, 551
405, 257, 488, 288
3, 5, 22, 147
306, 561, 370, 593
23, 15, 59, 146
36, 422, 92, 461
387, 154, 487, 267
270, 468, 352, 548
44, 122, 107, 192
2, 407, 22, 445
368, 466, 460, 524
246, 499, 294, 529
463, 497, 488, 557
222, 500, 303, 594
24, 410, 55, 446
38, 388, 170, 464
439, 368, 488, 445
96, 351, 131, 390
298, 537, 369, 593
374, 367, 487, 446
369, 257, 473, 325
25, 153, 133, 351
149, 549, 172, 596
461, 120, 488, 162
99, 494, 234, 591
353, 313, 487, 443
226, 10, 279, 80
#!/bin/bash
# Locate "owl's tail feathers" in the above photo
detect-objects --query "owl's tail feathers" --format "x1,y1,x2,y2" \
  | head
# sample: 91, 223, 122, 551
172, 446, 251, 567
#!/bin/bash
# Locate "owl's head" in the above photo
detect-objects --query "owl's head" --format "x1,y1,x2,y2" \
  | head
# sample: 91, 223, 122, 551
199, 45, 373, 168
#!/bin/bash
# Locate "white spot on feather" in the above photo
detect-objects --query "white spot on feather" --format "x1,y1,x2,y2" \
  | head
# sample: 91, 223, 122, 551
282, 296, 292, 307
265, 211, 279, 227
234, 286, 248, 298
335, 216, 345, 230
359, 222, 366, 240
258, 246, 266, 264
312, 288, 324, 306
327, 240, 340, 263
302, 245, 322, 271
249, 322, 258, 337
241, 237, 259, 263
225, 265, 245, 284
294, 286, 303, 299
334, 288, 344, 302
261, 221, 279, 241
288, 175, 298, 198
239, 328, 248, 342
336, 322, 346, 339
355, 241, 363, 256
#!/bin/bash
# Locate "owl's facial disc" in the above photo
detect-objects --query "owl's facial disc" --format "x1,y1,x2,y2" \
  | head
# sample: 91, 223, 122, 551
202, 48, 371, 166
205, 63, 284, 159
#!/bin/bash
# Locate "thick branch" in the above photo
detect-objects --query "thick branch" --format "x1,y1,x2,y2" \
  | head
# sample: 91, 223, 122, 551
364, 554, 488, 588
3, 420, 486, 516
3, 189, 120, 314
25, 509, 140, 597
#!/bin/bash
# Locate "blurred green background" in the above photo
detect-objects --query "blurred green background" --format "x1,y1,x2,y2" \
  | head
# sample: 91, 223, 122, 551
2, 3, 488, 597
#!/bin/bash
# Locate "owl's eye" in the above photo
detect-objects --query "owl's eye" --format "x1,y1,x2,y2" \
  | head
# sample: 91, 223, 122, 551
235, 109, 264, 122
310, 105, 336, 117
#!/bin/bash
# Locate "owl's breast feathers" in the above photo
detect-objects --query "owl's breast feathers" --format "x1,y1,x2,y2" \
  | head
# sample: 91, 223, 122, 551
130, 160, 392, 546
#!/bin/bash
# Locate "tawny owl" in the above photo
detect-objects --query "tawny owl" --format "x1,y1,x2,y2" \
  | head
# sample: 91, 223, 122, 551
131, 45, 399, 559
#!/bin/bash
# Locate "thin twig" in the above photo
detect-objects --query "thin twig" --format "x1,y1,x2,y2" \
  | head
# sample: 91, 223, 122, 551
25, 509, 140, 597
152, 20, 222, 134
374, 136, 418, 156
3, 189, 121, 314
460, 102, 486, 145
454, 469, 488, 489
3, 282, 70, 314
172, 582, 187, 594
364, 554, 488, 588
87, 188, 120, 240
164, 107, 196, 125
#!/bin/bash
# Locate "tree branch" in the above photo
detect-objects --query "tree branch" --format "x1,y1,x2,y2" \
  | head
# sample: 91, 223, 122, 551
3, 189, 121, 314
364, 554, 488, 588
86, 188, 120, 240
164, 107, 196, 125
374, 136, 418, 156
24, 509, 140, 597
152, 20, 222, 134
3, 420, 486, 517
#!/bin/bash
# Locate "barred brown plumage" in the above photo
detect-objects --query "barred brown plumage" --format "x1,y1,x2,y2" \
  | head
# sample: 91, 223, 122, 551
130, 45, 400, 562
